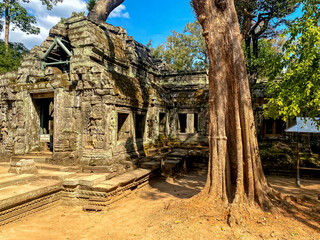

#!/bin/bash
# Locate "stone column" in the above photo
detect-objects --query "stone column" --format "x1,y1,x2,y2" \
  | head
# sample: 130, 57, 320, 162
187, 113, 194, 134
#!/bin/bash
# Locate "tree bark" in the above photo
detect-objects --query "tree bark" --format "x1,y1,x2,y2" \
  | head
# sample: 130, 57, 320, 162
191, 0, 273, 208
4, 0, 10, 50
88, 0, 125, 23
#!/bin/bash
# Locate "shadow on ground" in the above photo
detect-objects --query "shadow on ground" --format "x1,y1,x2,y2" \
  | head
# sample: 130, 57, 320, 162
140, 159, 208, 201
268, 176, 320, 231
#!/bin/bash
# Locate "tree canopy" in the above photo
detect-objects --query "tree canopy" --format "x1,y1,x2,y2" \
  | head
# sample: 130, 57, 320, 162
265, 0, 320, 122
149, 20, 208, 71
0, 39, 28, 73
0, 0, 62, 47
235, 0, 298, 82
150, 20, 281, 75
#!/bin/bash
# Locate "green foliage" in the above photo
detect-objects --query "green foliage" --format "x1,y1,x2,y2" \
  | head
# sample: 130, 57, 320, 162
235, 0, 299, 81
60, 11, 85, 23
149, 20, 208, 71
265, 0, 320, 122
0, 0, 38, 35
38, 0, 63, 10
87, 0, 96, 11
0, 40, 28, 73
0, 0, 63, 40
243, 38, 283, 79
235, 0, 298, 38
151, 20, 281, 75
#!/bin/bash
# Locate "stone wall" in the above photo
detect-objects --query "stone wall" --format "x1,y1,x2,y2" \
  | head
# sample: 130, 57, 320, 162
0, 13, 209, 167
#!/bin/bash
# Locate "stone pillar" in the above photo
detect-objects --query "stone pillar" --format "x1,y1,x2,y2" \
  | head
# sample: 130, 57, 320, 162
187, 113, 194, 134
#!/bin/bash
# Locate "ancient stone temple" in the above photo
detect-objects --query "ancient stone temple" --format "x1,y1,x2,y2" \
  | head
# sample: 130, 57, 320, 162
0, 13, 209, 168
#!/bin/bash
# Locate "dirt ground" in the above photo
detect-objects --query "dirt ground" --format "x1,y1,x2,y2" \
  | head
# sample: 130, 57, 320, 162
0, 167, 319, 240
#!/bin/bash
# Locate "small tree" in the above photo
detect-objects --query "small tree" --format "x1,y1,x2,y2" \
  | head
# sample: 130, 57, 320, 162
87, 0, 97, 11
0, 0, 62, 49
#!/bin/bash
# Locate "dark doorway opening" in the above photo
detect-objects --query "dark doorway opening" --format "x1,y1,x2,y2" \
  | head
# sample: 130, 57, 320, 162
194, 113, 199, 132
264, 118, 285, 137
159, 112, 166, 134
117, 112, 130, 141
33, 97, 54, 152
178, 114, 187, 133
135, 113, 146, 139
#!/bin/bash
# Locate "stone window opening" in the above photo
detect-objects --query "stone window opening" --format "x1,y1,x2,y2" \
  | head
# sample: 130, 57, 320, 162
178, 114, 187, 133
194, 113, 199, 132
264, 118, 285, 137
135, 113, 146, 139
159, 112, 166, 134
117, 112, 130, 141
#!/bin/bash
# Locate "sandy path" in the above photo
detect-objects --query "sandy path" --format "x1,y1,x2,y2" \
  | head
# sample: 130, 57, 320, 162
0, 173, 319, 240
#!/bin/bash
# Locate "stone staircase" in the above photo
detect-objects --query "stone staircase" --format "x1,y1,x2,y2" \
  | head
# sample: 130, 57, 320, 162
11, 152, 53, 164
161, 149, 188, 176
0, 148, 191, 223
138, 148, 189, 176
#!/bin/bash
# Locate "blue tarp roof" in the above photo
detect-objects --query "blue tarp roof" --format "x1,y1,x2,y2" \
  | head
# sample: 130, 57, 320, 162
285, 117, 320, 133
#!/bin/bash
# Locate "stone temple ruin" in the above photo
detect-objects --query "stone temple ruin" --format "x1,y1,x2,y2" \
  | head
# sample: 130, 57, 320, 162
0, 13, 297, 224
0, 13, 210, 172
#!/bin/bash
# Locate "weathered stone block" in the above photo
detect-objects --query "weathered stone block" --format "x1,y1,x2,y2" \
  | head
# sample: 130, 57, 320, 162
8, 159, 38, 174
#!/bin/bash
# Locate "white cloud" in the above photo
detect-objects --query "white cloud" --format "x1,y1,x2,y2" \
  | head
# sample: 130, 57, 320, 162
109, 5, 130, 19
0, 1, 130, 49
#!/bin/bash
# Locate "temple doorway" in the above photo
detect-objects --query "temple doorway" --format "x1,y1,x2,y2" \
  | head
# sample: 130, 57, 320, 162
32, 93, 54, 152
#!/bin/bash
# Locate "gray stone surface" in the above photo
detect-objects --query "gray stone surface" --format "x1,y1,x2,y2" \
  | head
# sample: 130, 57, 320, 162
8, 159, 38, 174
0, 13, 213, 171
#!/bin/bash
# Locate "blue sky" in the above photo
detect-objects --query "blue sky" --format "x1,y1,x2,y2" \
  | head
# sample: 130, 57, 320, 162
0, 1, 303, 50
0, 0, 196, 49
107, 0, 195, 48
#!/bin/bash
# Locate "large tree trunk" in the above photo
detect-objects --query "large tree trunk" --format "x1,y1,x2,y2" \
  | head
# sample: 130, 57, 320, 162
88, 0, 124, 23
191, 0, 273, 208
4, 0, 10, 50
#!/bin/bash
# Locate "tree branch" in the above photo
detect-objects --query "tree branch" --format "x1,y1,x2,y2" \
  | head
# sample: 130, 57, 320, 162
88, 0, 124, 23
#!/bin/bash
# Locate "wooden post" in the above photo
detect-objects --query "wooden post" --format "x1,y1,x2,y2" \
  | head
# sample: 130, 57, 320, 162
296, 133, 301, 188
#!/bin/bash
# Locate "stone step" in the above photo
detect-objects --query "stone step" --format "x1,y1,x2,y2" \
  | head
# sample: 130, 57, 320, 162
78, 175, 106, 187
82, 166, 113, 174
11, 155, 52, 164
161, 146, 172, 153
63, 174, 109, 187
146, 148, 161, 156
0, 162, 10, 168
161, 158, 186, 176
140, 161, 161, 170
0, 173, 37, 188
38, 170, 77, 180
0, 165, 10, 174
166, 156, 183, 161
164, 160, 181, 165
35, 163, 81, 173
168, 152, 188, 157
93, 168, 152, 192
0, 179, 62, 211
28, 151, 53, 157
